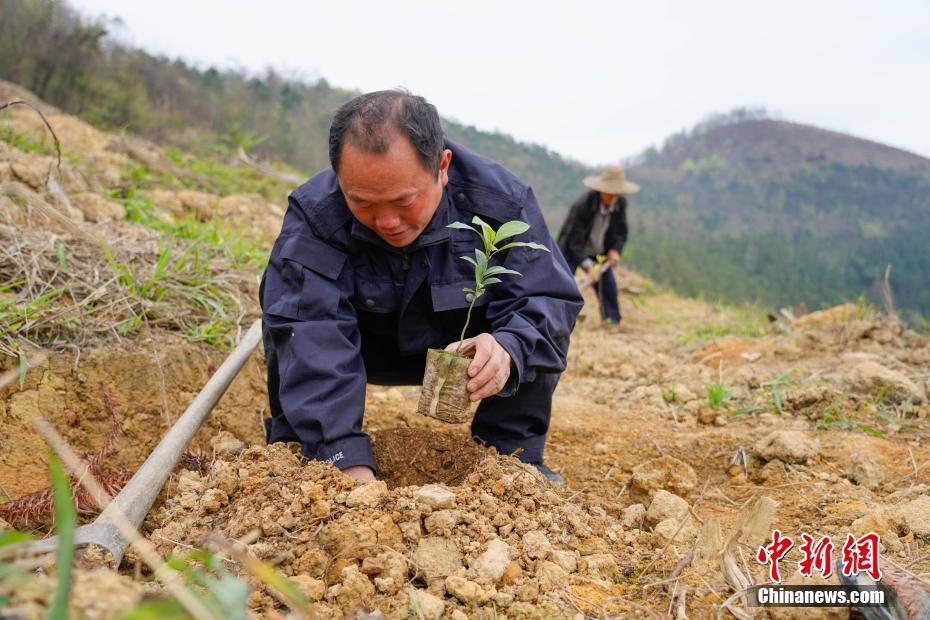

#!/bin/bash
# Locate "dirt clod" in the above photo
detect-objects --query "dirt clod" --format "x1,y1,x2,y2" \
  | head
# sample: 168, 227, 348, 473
845, 453, 883, 490
413, 536, 463, 582
408, 587, 445, 620
414, 484, 457, 509
843, 360, 924, 404
630, 455, 697, 502
753, 429, 818, 463
346, 480, 388, 508
645, 489, 690, 527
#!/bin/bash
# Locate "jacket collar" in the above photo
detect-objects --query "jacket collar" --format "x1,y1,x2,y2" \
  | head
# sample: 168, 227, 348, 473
349, 189, 453, 251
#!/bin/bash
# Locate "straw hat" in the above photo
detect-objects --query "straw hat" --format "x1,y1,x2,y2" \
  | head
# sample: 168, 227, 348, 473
583, 166, 640, 195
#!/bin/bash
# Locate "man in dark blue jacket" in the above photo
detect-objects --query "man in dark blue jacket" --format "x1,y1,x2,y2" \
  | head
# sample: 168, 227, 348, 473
260, 90, 583, 483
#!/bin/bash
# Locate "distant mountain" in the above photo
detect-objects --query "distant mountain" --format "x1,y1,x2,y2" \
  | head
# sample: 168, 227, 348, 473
622, 111, 930, 322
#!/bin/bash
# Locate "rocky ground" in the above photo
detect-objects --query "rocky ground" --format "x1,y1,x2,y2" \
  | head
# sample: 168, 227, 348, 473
1, 81, 929, 619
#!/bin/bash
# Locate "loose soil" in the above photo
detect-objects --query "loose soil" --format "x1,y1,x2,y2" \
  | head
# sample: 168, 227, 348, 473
371, 428, 492, 489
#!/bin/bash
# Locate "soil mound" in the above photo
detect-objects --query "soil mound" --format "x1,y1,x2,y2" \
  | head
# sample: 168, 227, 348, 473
147, 444, 641, 617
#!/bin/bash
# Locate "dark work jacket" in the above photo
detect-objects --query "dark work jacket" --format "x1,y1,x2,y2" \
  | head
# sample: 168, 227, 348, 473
260, 139, 583, 472
556, 190, 629, 265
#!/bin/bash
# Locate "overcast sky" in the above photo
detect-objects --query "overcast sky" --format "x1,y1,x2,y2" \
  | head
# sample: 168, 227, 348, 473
71, 0, 930, 166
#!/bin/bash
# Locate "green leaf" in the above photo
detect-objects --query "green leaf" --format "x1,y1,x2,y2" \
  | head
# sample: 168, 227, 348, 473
446, 222, 478, 235
484, 266, 522, 278
0, 280, 26, 294
239, 556, 310, 614
482, 277, 502, 285
47, 452, 76, 620
856, 423, 884, 438
471, 215, 496, 246
0, 530, 35, 547
459, 255, 477, 268
56, 241, 66, 268
475, 248, 488, 272
462, 288, 475, 293
18, 350, 27, 390
117, 597, 191, 620
494, 220, 530, 242
498, 241, 551, 252
729, 406, 763, 417
210, 572, 250, 620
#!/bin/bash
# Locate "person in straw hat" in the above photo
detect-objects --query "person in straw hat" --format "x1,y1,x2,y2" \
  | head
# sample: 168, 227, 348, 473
557, 166, 639, 325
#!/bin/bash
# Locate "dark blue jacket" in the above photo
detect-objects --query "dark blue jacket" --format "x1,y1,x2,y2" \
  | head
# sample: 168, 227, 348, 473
260, 140, 583, 471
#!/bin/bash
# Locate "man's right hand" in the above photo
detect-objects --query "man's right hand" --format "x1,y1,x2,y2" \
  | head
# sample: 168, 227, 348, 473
587, 266, 601, 284
343, 465, 376, 481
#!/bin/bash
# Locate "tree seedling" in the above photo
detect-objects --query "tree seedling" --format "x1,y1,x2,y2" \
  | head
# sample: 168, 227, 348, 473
416, 216, 548, 423
448, 216, 549, 346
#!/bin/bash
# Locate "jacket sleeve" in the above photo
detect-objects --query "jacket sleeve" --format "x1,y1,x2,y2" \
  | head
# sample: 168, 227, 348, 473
610, 197, 629, 255
487, 187, 584, 394
560, 193, 589, 264
261, 203, 375, 473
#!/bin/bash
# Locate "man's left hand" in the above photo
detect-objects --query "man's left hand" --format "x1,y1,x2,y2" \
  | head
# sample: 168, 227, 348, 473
607, 249, 621, 267
444, 333, 512, 401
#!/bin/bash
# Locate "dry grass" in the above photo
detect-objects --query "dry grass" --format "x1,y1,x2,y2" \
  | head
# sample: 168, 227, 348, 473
0, 187, 258, 357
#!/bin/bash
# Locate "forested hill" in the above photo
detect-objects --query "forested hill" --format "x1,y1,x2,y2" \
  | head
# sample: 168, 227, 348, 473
623, 112, 930, 322
0, 0, 590, 223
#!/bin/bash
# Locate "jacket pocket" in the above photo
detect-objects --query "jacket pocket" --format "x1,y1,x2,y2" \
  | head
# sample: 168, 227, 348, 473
266, 235, 346, 320
351, 275, 398, 314
431, 280, 491, 312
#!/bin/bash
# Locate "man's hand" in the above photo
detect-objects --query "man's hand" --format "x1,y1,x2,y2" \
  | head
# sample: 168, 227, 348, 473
586, 266, 601, 284
343, 465, 375, 482
445, 333, 512, 401
607, 249, 621, 267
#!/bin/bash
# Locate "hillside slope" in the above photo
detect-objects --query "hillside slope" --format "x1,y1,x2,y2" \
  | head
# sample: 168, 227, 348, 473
625, 114, 930, 320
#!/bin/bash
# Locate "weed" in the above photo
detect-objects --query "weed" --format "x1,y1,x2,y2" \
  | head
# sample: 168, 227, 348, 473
113, 188, 268, 272
674, 303, 768, 346
0, 283, 73, 337
768, 372, 790, 414
181, 154, 285, 198
186, 320, 237, 348
0, 124, 51, 155
867, 386, 891, 407
819, 415, 884, 438
705, 382, 732, 410
815, 399, 884, 437
47, 453, 76, 620
220, 123, 267, 154
730, 405, 764, 417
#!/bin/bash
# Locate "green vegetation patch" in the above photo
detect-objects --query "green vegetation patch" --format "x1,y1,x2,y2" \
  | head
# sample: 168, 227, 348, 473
0, 123, 52, 155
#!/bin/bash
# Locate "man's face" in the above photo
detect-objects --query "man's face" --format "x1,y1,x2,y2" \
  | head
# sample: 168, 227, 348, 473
337, 134, 452, 248
599, 192, 619, 205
